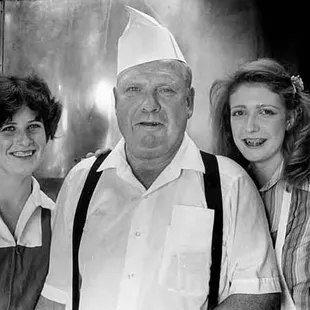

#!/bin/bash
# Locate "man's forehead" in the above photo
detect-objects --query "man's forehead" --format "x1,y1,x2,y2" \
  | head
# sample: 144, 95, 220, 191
117, 60, 186, 83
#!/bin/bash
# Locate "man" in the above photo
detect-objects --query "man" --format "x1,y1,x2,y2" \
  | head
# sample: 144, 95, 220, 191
37, 6, 281, 310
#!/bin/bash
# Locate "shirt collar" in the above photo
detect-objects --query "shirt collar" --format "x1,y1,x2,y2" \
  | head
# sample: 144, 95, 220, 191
29, 177, 55, 210
96, 137, 127, 172
97, 133, 205, 174
168, 133, 205, 174
258, 160, 310, 192
259, 161, 284, 192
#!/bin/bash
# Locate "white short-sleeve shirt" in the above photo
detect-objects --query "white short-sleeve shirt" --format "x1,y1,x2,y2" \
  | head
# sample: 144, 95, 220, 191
0, 177, 55, 248
42, 134, 280, 310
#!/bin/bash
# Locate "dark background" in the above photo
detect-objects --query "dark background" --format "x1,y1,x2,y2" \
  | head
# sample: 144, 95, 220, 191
2, 0, 308, 200
255, 0, 309, 88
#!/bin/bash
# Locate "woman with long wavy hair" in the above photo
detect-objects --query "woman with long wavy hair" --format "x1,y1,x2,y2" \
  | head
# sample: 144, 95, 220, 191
210, 58, 310, 310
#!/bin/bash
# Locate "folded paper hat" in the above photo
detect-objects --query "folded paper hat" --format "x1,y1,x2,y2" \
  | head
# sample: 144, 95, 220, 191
117, 5, 186, 75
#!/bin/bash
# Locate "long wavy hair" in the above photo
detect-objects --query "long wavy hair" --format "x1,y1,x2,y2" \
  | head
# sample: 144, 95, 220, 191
210, 58, 310, 187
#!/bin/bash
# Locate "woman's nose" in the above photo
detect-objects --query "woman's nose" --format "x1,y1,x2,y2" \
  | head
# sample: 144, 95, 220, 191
245, 114, 260, 132
15, 131, 32, 146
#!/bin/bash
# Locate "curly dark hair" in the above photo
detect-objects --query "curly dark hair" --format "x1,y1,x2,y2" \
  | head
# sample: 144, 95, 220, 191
0, 74, 62, 140
210, 58, 310, 187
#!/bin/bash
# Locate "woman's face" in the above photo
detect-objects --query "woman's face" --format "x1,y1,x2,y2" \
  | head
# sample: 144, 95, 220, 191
229, 84, 287, 171
0, 105, 47, 179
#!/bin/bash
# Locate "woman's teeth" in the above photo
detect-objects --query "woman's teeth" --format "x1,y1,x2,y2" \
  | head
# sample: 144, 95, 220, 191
12, 151, 34, 157
244, 138, 265, 147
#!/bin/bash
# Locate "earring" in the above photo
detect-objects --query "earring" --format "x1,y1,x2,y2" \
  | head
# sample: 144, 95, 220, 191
286, 121, 291, 130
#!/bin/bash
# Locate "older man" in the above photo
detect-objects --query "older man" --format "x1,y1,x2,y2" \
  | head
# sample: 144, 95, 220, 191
36, 6, 280, 310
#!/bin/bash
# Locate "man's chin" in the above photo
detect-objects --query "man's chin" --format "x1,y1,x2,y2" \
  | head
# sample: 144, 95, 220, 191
139, 135, 164, 149
128, 144, 166, 160
138, 147, 163, 158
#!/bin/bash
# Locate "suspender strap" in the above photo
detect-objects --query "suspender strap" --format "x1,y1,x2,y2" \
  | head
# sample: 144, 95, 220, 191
200, 151, 223, 310
72, 151, 111, 310
71, 150, 222, 309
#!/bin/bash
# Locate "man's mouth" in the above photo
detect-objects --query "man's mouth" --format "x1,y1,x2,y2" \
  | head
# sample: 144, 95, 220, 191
11, 150, 36, 157
243, 138, 266, 147
138, 122, 162, 126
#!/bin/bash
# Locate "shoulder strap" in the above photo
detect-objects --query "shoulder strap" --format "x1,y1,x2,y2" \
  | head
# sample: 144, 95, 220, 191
72, 151, 111, 310
200, 151, 223, 310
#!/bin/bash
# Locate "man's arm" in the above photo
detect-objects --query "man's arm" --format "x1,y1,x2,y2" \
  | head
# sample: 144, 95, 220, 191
37, 161, 91, 310
35, 295, 65, 310
212, 293, 280, 310
211, 158, 281, 308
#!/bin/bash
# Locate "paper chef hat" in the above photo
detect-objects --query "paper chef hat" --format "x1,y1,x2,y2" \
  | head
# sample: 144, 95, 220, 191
117, 6, 186, 75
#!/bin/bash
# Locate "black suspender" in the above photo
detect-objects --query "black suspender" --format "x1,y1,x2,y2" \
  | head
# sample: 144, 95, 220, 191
200, 152, 223, 310
72, 151, 111, 310
72, 151, 223, 310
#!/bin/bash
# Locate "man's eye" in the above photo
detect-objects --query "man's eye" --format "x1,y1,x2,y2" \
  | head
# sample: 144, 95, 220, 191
126, 86, 140, 92
158, 87, 175, 94
1, 126, 15, 132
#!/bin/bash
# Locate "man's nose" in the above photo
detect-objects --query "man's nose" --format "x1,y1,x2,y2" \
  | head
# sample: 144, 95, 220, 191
245, 114, 260, 132
141, 92, 161, 113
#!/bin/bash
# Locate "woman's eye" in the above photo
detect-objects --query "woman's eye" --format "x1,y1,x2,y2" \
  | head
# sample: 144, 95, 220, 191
231, 110, 244, 117
1, 126, 15, 132
260, 109, 275, 115
28, 123, 43, 131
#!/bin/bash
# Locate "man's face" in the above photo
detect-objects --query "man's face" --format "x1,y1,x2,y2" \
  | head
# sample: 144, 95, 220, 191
114, 60, 194, 161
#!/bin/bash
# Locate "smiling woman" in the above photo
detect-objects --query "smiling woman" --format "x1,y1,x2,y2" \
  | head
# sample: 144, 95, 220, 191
229, 84, 287, 180
0, 105, 47, 179
210, 58, 310, 310
0, 74, 62, 309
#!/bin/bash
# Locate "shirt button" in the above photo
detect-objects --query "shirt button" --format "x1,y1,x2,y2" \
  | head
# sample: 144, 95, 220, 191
134, 231, 141, 237
128, 272, 135, 279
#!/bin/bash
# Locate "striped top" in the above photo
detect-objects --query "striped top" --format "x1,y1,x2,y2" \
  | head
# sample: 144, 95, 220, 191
259, 164, 310, 310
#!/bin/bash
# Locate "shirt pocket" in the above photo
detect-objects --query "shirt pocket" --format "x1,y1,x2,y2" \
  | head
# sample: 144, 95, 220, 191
158, 205, 214, 297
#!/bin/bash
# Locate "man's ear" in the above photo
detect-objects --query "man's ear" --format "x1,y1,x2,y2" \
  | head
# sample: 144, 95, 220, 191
186, 87, 195, 119
113, 87, 118, 113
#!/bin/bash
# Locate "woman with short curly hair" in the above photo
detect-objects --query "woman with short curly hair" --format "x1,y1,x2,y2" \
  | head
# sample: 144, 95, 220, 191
0, 74, 62, 309
210, 58, 310, 310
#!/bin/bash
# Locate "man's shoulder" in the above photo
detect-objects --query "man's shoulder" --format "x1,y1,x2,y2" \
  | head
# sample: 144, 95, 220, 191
199, 152, 248, 179
55, 156, 102, 210
73, 156, 98, 172
64, 156, 98, 185
210, 154, 251, 183
211, 155, 260, 204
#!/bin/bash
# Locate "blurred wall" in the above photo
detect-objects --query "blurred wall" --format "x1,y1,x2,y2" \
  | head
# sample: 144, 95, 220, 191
1, 0, 264, 178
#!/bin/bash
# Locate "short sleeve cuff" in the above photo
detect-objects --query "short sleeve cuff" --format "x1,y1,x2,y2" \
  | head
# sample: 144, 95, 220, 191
230, 277, 281, 295
41, 283, 69, 305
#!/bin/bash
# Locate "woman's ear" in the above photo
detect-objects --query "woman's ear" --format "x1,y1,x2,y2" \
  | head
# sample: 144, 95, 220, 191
286, 109, 298, 130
